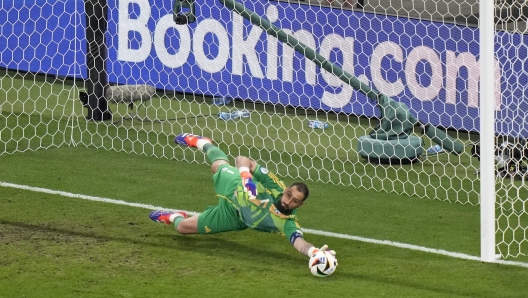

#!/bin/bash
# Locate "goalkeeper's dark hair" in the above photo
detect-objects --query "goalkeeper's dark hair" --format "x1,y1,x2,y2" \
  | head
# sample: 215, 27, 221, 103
291, 182, 309, 201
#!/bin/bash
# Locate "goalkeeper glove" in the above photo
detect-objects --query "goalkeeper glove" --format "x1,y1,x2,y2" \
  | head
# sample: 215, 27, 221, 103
239, 167, 257, 197
308, 244, 336, 257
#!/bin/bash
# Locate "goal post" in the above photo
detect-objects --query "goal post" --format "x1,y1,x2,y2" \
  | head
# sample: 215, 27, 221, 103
479, 0, 496, 263
84, 0, 112, 121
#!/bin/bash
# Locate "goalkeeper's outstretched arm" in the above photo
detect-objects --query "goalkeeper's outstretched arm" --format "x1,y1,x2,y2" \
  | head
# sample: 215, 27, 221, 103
293, 236, 336, 257
235, 155, 258, 197
235, 155, 257, 173
293, 237, 316, 256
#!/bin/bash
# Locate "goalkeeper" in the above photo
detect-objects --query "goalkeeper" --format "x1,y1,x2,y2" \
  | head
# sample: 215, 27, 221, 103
149, 133, 335, 258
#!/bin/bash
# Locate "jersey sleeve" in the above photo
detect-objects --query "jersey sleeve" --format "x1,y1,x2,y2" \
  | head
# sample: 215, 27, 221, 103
252, 164, 287, 193
284, 217, 303, 243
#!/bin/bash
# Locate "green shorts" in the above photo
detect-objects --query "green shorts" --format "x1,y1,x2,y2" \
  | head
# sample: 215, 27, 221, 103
197, 164, 247, 234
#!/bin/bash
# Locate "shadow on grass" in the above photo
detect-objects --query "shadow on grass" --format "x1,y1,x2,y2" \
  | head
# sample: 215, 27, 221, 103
0, 219, 300, 263
1, 219, 486, 297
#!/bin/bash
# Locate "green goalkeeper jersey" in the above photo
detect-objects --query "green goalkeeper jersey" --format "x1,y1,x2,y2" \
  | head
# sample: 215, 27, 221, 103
230, 165, 301, 240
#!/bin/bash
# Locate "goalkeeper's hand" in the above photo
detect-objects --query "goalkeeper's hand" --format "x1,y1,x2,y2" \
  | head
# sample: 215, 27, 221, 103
308, 244, 336, 257
240, 171, 257, 198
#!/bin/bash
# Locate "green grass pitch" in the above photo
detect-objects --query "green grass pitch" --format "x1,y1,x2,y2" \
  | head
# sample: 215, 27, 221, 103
1, 148, 528, 298
1, 70, 528, 297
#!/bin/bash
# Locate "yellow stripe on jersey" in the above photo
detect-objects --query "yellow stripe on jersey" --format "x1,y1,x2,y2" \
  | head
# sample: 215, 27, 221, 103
216, 194, 240, 212
268, 205, 296, 219
216, 194, 232, 203
268, 172, 287, 189
249, 197, 270, 208
294, 220, 301, 229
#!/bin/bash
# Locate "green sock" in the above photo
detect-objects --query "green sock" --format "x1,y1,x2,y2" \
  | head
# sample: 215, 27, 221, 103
203, 143, 214, 152
204, 145, 229, 164
173, 216, 185, 229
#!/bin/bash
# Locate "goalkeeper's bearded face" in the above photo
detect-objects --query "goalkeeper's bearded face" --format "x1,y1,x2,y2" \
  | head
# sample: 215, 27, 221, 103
279, 186, 305, 211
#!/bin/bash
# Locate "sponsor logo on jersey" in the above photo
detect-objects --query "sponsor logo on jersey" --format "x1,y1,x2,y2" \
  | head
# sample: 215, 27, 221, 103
269, 206, 291, 219
221, 167, 234, 174
249, 198, 270, 208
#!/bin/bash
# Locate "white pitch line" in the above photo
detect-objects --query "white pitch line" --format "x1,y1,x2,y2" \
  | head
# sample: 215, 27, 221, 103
0, 181, 200, 216
2, 180, 528, 269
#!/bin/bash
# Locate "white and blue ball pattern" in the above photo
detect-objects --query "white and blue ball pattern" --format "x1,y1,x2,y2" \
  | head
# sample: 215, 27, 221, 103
309, 250, 338, 277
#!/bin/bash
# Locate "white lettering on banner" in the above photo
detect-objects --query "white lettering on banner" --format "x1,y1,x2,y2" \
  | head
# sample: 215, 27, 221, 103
319, 34, 355, 108
154, 14, 191, 68
320, 34, 355, 87
281, 28, 295, 82
118, 0, 152, 62
493, 60, 502, 110
278, 28, 318, 84
193, 19, 230, 73
288, 30, 317, 85
405, 46, 443, 101
445, 51, 479, 107
373, 44, 502, 110
371, 41, 404, 97
231, 13, 264, 78
115, 3, 503, 110
266, 5, 279, 80
445, 51, 502, 109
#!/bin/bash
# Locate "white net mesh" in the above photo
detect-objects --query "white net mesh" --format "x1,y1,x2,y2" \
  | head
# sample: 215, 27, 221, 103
1, 0, 528, 260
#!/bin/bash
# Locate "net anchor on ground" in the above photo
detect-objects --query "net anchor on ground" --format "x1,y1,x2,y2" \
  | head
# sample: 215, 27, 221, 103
105, 84, 157, 123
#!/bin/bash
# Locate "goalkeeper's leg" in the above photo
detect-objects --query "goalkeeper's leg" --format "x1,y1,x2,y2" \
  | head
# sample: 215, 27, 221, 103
174, 133, 229, 173
149, 203, 244, 235
175, 215, 199, 234
149, 210, 200, 234
149, 210, 198, 233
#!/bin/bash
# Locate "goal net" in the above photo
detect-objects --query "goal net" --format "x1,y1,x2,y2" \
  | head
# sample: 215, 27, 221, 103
1, 0, 527, 260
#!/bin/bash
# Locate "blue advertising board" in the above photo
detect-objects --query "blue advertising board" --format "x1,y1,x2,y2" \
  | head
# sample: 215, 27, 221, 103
2, 0, 527, 137
0, 0, 85, 79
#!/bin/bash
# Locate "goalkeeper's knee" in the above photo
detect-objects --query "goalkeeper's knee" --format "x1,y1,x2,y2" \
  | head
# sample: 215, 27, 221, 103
205, 145, 229, 164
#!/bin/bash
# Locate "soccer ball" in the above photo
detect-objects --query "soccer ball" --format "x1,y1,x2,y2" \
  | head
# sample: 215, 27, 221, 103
308, 250, 338, 277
